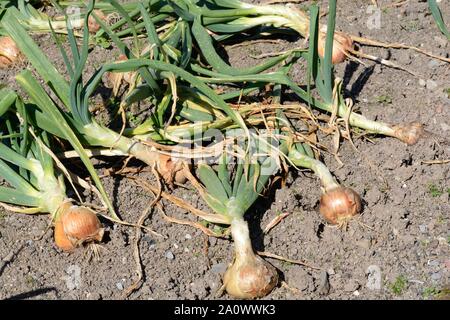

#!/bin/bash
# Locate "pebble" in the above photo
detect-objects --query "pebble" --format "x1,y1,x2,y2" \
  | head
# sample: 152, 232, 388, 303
317, 271, 330, 295
142, 236, 156, 250
210, 262, 227, 274
165, 250, 175, 260
419, 224, 427, 233
426, 80, 438, 90
431, 273, 442, 281
185, 234, 192, 240
419, 79, 426, 87
428, 260, 439, 267
115, 282, 124, 291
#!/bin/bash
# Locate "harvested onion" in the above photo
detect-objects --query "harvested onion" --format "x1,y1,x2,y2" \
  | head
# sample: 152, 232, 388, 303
157, 154, 187, 184
317, 31, 353, 64
0, 36, 21, 68
54, 201, 104, 251
223, 218, 278, 299
319, 187, 361, 226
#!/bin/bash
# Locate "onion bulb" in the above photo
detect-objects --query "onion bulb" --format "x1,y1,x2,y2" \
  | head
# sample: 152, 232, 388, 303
54, 202, 104, 251
317, 30, 353, 64
54, 219, 75, 251
87, 10, 106, 33
319, 187, 361, 227
157, 154, 187, 184
0, 36, 21, 68
223, 218, 278, 299
392, 122, 424, 145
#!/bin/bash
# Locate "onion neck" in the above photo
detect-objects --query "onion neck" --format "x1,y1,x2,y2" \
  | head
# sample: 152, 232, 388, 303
288, 148, 340, 192
83, 122, 159, 165
230, 217, 255, 262
31, 162, 68, 217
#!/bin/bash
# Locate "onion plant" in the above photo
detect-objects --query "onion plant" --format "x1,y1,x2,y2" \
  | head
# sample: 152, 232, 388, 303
0, 89, 103, 251
179, 1, 424, 145
3, 3, 248, 185
428, 0, 450, 40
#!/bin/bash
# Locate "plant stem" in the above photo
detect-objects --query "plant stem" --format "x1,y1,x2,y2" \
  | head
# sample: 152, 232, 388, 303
288, 148, 340, 191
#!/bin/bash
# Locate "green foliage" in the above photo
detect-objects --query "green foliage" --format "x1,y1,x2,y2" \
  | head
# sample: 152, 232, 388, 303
390, 275, 408, 295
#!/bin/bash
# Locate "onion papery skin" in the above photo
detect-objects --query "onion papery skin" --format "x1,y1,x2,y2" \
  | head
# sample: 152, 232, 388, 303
54, 219, 76, 251
54, 202, 104, 251
319, 187, 361, 226
223, 218, 278, 299
317, 32, 353, 64
0, 36, 20, 68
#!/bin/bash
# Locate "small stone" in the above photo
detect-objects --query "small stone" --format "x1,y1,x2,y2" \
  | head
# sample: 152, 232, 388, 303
353, 290, 360, 296
173, 243, 179, 249
185, 234, 192, 240
317, 271, 330, 295
210, 262, 227, 274
418, 79, 426, 87
419, 224, 427, 233
327, 268, 336, 275
431, 273, 441, 281
426, 80, 438, 90
115, 282, 124, 291
142, 236, 156, 250
428, 260, 439, 267
165, 250, 175, 260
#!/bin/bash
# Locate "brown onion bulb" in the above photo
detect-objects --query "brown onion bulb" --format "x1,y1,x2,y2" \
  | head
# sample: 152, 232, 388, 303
223, 218, 278, 299
319, 187, 361, 226
87, 10, 106, 33
0, 36, 21, 68
158, 154, 187, 184
54, 219, 76, 251
224, 254, 278, 299
317, 32, 353, 64
54, 202, 104, 251
392, 122, 424, 145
